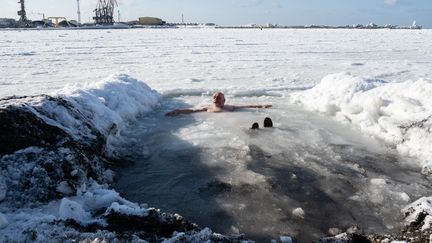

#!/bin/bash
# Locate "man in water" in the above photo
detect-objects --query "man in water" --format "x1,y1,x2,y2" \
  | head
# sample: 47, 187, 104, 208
165, 92, 272, 116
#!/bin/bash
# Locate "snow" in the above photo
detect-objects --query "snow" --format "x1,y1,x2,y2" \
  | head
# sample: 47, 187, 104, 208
1, 28, 432, 241
162, 227, 215, 243
292, 208, 305, 219
371, 178, 387, 185
56, 181, 74, 195
280, 236, 293, 243
0, 181, 166, 242
0, 213, 8, 229
57, 182, 148, 225
105, 202, 148, 217
290, 72, 432, 169
402, 197, 432, 231
58, 73, 161, 136
0, 175, 6, 201
59, 198, 92, 224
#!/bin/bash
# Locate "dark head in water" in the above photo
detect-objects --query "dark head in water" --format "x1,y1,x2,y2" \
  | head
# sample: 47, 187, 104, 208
251, 122, 259, 129
264, 117, 273, 128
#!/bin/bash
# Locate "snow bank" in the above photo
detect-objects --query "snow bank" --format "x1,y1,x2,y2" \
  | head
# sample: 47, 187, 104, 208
290, 72, 432, 170
46, 73, 161, 155
0, 73, 161, 205
0, 73, 161, 155
0, 74, 182, 242
57, 73, 161, 138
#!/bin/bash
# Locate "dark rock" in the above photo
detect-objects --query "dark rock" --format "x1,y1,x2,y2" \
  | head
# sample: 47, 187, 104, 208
0, 95, 111, 206
0, 104, 68, 155
106, 209, 197, 238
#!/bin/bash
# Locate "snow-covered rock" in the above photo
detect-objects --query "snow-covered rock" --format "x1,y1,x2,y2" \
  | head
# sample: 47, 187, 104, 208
0, 74, 161, 207
402, 197, 432, 231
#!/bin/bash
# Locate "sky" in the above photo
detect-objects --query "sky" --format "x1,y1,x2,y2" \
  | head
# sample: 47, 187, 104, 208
1, 0, 431, 27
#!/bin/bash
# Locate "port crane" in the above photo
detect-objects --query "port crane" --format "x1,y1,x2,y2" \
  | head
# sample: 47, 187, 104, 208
93, 0, 118, 25
16, 0, 120, 27
17, 0, 30, 26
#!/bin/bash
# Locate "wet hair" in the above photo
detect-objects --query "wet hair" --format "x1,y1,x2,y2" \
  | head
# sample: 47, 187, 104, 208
212, 92, 225, 105
263, 117, 273, 128
212, 92, 224, 99
251, 122, 259, 130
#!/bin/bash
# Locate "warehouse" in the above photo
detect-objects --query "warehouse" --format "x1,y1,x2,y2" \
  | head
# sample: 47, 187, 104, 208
138, 17, 165, 25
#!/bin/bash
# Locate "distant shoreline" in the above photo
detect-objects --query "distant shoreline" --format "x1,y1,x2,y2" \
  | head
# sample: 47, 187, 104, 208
0, 26, 427, 31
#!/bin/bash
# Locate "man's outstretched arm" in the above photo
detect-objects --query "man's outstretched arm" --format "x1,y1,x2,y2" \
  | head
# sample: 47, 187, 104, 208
234, 104, 272, 109
165, 108, 208, 116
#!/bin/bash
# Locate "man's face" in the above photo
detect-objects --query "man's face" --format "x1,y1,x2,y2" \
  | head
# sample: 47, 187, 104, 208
212, 92, 225, 107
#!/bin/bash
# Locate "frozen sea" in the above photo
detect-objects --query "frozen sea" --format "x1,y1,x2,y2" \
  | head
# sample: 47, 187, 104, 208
1, 28, 432, 242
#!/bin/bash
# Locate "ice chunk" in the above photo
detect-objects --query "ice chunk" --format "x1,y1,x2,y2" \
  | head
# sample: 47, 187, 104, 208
56, 181, 74, 195
280, 236, 293, 243
59, 198, 91, 224
0, 213, 8, 229
371, 178, 387, 185
399, 192, 410, 202
103, 169, 115, 183
105, 202, 148, 217
421, 162, 432, 176
292, 208, 305, 219
81, 188, 121, 211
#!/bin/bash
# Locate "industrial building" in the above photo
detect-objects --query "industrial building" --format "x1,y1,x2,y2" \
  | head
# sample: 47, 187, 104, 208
0, 0, 171, 28
138, 17, 165, 25
0, 18, 17, 28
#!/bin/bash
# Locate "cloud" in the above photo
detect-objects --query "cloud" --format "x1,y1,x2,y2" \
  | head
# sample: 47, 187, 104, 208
384, 0, 397, 6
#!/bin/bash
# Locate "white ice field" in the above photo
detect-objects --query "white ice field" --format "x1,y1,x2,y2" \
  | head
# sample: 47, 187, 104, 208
1, 28, 432, 241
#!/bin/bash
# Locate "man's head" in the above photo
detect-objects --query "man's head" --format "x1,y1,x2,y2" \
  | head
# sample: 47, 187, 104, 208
212, 92, 225, 108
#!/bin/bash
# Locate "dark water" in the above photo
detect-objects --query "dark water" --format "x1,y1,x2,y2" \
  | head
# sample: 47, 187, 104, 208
113, 99, 431, 242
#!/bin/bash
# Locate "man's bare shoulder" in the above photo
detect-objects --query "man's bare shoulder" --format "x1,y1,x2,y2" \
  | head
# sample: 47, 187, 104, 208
207, 105, 235, 113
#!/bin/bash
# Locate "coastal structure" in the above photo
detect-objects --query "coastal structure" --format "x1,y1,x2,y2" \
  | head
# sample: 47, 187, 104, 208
0, 2, 423, 29
138, 17, 165, 25
76, 0, 81, 25
17, 0, 30, 27
0, 18, 17, 28
93, 0, 117, 25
